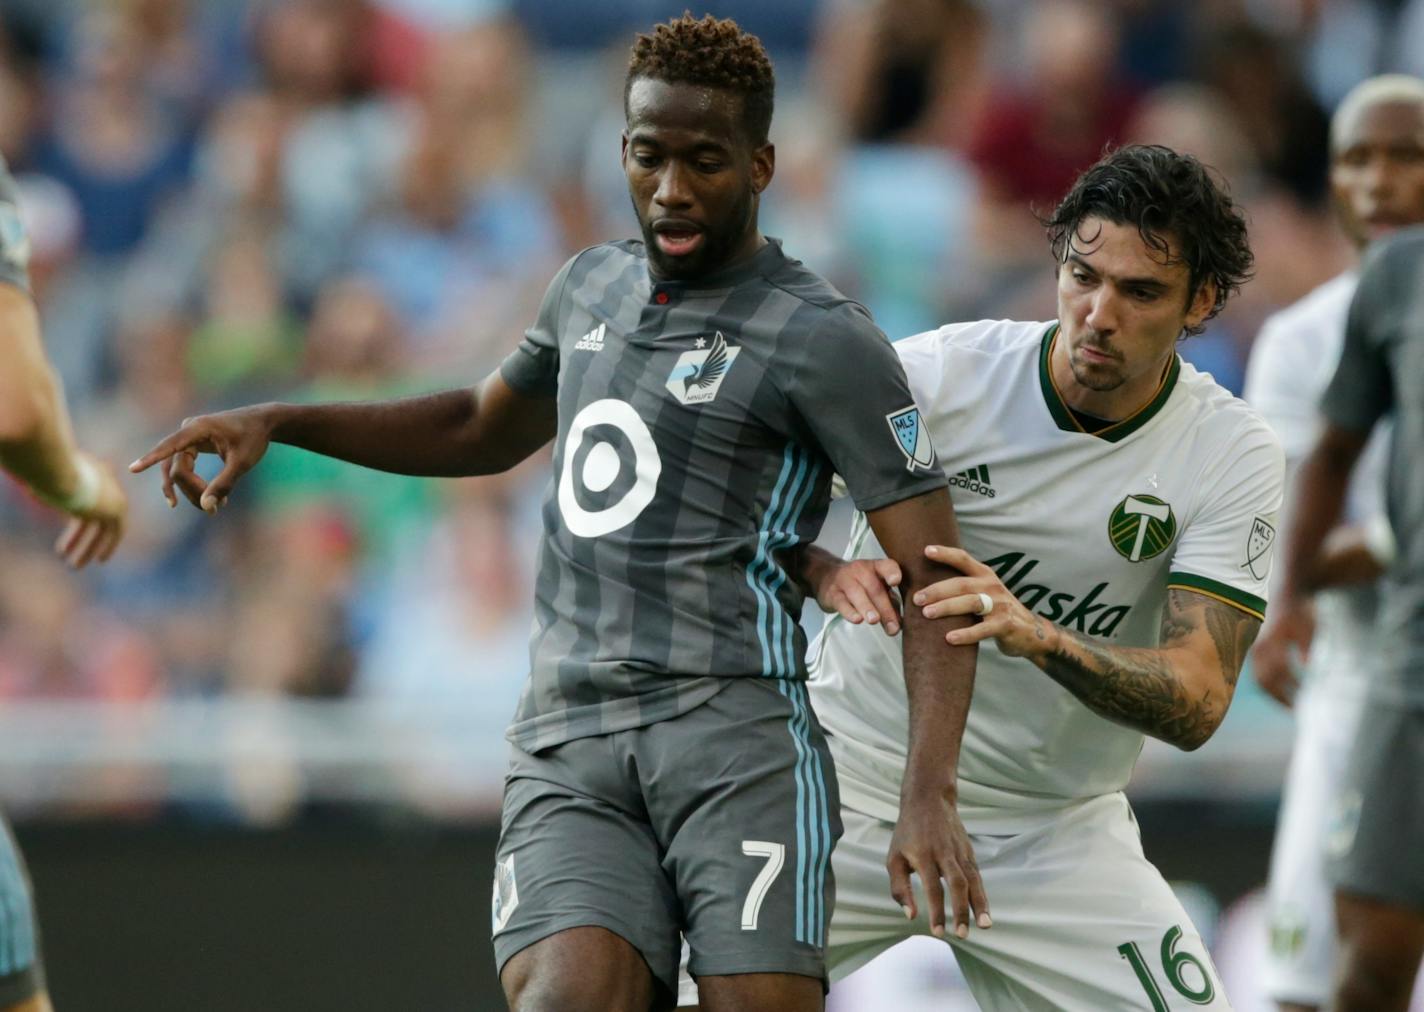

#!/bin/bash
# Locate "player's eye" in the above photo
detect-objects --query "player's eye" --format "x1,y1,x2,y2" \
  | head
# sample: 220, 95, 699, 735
632, 152, 660, 168
696, 161, 723, 174
1071, 270, 1093, 285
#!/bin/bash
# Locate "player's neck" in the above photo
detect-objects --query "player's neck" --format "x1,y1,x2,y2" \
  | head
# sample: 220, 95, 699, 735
1050, 341, 1174, 423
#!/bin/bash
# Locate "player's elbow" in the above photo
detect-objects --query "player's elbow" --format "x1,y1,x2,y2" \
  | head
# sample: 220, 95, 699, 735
0, 386, 51, 450
1165, 701, 1226, 752
1170, 724, 1217, 752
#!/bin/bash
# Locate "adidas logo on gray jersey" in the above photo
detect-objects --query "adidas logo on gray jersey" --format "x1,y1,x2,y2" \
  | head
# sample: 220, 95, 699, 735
949, 464, 995, 498
574, 323, 606, 352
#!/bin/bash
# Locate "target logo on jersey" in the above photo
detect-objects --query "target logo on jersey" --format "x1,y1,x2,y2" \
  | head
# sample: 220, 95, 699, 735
557, 399, 662, 538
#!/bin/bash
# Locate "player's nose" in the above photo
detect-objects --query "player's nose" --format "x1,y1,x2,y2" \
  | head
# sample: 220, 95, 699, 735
1084, 288, 1117, 331
653, 162, 695, 210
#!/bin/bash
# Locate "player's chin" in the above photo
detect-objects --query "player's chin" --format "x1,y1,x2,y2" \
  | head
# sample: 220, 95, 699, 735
647, 247, 708, 280
1069, 360, 1124, 391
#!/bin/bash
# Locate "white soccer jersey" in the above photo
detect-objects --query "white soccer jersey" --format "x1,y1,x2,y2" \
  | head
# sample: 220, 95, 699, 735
1243, 271, 1390, 693
811, 319, 1286, 832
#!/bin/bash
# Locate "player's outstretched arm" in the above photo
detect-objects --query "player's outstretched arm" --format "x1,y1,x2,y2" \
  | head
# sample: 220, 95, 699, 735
916, 545, 1259, 751
863, 489, 989, 941
0, 284, 127, 567
130, 372, 557, 513
1251, 422, 1367, 705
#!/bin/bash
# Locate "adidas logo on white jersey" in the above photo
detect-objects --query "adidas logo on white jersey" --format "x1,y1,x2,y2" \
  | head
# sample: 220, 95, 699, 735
949, 464, 995, 498
574, 323, 606, 352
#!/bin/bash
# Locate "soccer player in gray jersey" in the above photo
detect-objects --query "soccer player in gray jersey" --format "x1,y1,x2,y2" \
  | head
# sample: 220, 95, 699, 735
1261, 224, 1424, 1008
0, 159, 129, 1011
1247, 75, 1424, 1012
132, 15, 985, 1012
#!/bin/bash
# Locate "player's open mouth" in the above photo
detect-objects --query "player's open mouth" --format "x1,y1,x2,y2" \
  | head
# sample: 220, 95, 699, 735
654, 225, 704, 257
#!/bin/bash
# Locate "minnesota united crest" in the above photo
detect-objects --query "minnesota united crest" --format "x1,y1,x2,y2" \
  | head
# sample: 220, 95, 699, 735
666, 331, 741, 406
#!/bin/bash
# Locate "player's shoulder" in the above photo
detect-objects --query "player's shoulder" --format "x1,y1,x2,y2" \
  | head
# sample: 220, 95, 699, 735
569, 239, 642, 273
1175, 359, 1283, 457
760, 250, 879, 338
1259, 272, 1358, 339
898, 318, 1049, 356
1354, 225, 1424, 310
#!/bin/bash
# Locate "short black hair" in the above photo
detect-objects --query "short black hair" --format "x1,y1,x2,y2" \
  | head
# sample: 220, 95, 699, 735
1043, 145, 1254, 335
625, 12, 775, 146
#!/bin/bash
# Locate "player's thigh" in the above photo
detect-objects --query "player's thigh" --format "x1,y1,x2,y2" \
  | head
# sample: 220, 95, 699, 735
0, 821, 44, 1012
493, 738, 679, 1008
951, 794, 1233, 1011
502, 926, 664, 1012
1332, 890, 1424, 1012
651, 679, 841, 992
1263, 684, 1367, 1006
696, 972, 822, 1012
1326, 701, 1424, 924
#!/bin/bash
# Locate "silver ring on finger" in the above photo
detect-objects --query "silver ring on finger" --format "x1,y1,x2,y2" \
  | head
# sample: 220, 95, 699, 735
976, 592, 994, 616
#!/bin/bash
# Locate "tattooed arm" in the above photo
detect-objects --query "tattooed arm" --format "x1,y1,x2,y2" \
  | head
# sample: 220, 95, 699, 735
913, 546, 1259, 751
1035, 589, 1257, 750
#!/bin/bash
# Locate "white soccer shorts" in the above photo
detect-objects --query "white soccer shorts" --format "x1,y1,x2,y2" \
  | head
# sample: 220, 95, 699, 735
1261, 680, 1368, 1005
683, 791, 1232, 1010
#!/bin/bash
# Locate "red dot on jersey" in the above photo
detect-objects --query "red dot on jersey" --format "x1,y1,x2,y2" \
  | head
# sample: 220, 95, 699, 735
655, 291, 669, 304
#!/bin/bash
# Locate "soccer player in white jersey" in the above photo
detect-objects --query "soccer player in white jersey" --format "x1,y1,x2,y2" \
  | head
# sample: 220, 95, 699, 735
1245, 74, 1424, 1012
681, 144, 1282, 1010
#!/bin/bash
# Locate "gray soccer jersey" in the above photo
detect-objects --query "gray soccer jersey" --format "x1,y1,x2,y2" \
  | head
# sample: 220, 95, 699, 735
1323, 227, 1424, 705
499, 239, 945, 752
0, 158, 31, 292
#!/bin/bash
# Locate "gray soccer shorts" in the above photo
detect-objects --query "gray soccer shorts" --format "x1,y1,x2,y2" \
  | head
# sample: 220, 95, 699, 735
1327, 698, 1424, 910
0, 815, 44, 1008
491, 677, 841, 998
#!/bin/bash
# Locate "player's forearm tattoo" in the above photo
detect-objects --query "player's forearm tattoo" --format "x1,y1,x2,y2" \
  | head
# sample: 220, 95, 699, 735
1039, 590, 1259, 750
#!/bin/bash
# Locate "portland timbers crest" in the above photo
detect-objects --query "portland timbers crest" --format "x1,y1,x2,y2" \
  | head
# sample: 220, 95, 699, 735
1109, 494, 1177, 563
886, 406, 936, 472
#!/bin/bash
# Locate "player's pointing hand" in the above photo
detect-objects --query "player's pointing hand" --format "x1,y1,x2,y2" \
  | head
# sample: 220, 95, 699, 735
914, 545, 1058, 659
130, 406, 275, 514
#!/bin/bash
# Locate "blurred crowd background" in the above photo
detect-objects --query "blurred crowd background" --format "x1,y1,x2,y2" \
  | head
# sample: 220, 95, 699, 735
0, 0, 1413, 835
3, 1, 1422, 1006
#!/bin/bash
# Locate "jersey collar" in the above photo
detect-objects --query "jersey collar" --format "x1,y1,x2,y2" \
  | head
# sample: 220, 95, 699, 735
1038, 323, 1181, 443
646, 236, 788, 293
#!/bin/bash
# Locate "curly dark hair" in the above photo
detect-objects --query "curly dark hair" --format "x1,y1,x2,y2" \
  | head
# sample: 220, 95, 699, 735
1042, 145, 1254, 335
625, 13, 775, 146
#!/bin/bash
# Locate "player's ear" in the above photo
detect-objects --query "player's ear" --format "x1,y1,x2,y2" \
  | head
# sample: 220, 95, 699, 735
1184, 278, 1216, 331
751, 142, 774, 194
620, 130, 630, 165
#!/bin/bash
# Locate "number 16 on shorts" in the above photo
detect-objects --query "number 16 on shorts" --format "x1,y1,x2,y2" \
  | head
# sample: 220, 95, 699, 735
741, 841, 786, 931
